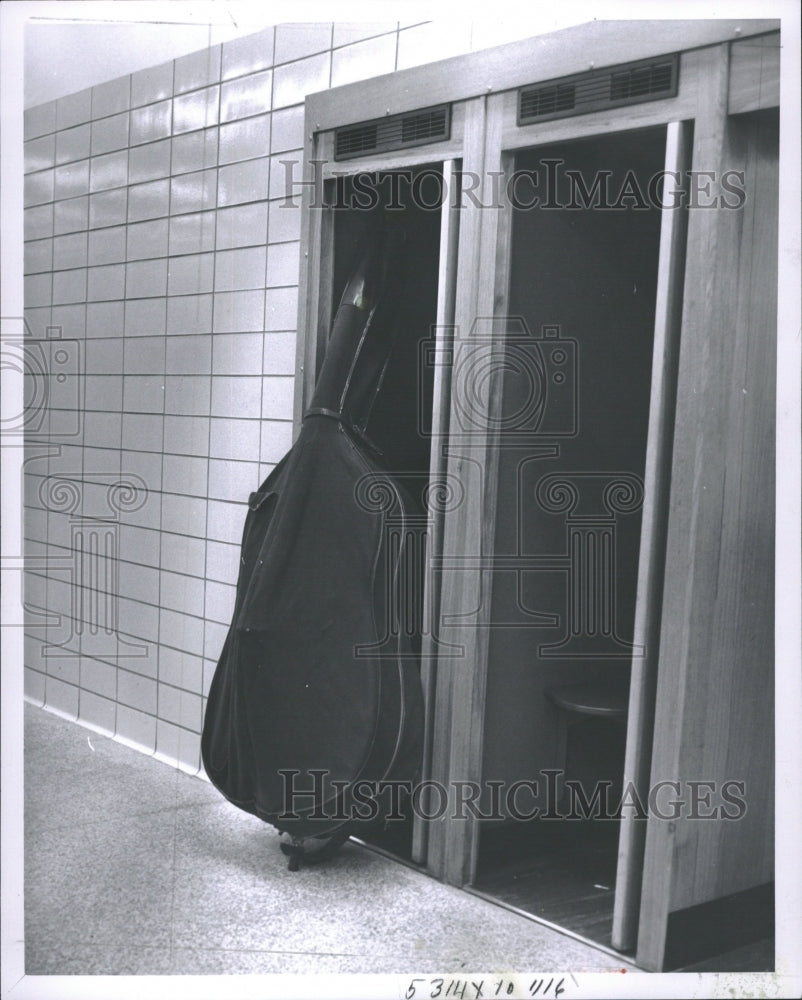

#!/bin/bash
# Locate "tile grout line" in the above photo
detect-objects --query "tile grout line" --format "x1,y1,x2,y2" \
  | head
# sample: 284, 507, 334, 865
71, 90, 90, 726
257, 29, 278, 489
155, 56, 177, 765
197, 44, 225, 750
109, 70, 132, 743
138, 29, 183, 918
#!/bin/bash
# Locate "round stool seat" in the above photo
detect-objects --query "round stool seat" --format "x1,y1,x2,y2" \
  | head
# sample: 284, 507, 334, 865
546, 679, 629, 720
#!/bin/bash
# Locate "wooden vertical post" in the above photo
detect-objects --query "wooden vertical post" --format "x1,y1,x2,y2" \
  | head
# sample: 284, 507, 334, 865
426, 94, 513, 886
412, 159, 461, 865
611, 118, 691, 953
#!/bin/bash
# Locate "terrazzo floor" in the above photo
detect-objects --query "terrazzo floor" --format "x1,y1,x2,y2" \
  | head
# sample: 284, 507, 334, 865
23, 703, 638, 977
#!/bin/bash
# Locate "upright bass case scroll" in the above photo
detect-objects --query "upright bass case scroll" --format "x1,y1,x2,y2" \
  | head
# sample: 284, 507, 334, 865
201, 220, 425, 869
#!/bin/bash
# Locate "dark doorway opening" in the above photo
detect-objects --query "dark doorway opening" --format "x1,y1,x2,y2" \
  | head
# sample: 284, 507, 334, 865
327, 166, 443, 861
474, 126, 666, 951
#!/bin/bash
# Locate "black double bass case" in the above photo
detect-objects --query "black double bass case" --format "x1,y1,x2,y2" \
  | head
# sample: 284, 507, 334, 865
201, 224, 424, 868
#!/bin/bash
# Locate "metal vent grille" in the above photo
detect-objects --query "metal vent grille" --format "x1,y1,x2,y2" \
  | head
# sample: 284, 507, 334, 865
336, 122, 379, 158
334, 104, 451, 161
518, 54, 678, 126
609, 60, 675, 101
519, 84, 576, 120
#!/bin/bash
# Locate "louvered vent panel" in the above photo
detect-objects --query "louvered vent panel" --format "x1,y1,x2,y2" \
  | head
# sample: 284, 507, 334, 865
336, 122, 379, 158
335, 104, 451, 161
519, 84, 576, 120
518, 54, 678, 126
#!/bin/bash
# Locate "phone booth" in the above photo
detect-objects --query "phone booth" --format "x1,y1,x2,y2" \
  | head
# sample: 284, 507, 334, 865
294, 19, 779, 970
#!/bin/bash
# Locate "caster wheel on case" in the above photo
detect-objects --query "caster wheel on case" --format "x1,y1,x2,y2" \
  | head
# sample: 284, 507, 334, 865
279, 829, 350, 870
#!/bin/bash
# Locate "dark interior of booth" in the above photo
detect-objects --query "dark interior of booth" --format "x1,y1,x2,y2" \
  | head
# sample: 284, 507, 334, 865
472, 125, 666, 952
328, 168, 440, 481
327, 166, 442, 861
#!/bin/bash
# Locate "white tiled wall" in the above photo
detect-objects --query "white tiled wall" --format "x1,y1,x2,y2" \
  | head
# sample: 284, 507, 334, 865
21, 19, 526, 772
